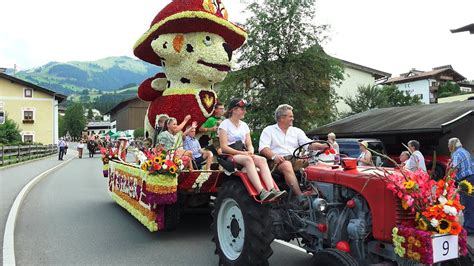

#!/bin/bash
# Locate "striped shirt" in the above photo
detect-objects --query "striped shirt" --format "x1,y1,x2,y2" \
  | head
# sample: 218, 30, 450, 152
451, 147, 474, 180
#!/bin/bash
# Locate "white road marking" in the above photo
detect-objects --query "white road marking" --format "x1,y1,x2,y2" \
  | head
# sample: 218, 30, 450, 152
2, 156, 75, 266
273, 239, 309, 253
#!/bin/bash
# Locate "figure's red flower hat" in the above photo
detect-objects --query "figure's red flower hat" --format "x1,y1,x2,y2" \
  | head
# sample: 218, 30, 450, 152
133, 0, 247, 66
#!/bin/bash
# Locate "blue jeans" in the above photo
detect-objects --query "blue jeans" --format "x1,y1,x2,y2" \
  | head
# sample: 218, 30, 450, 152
460, 174, 474, 233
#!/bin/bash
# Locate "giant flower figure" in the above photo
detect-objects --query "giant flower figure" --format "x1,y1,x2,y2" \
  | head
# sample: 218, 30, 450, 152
133, 0, 247, 139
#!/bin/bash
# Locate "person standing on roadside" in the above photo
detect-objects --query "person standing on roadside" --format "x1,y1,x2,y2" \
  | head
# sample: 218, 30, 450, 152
448, 137, 474, 234
405, 140, 427, 172
58, 137, 67, 160
77, 140, 85, 159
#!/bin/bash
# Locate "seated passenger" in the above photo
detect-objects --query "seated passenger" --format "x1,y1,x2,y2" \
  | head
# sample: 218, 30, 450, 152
184, 126, 213, 170
259, 104, 330, 197
357, 141, 373, 166
399, 150, 410, 168
157, 117, 196, 170
199, 102, 225, 155
219, 98, 287, 201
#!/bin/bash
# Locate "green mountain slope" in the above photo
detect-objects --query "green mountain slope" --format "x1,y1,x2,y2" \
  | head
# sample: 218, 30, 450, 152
16, 56, 161, 95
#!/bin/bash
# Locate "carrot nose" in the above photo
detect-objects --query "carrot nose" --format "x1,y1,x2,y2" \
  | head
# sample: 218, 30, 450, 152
173, 34, 184, 53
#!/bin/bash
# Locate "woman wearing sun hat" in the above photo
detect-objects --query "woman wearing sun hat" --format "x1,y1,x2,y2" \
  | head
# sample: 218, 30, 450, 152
357, 140, 373, 166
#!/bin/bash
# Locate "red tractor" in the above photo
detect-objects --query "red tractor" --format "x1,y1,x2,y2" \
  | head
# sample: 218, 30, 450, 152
211, 140, 474, 265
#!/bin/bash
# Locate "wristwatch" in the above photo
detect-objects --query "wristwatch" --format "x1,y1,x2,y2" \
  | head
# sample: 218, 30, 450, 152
271, 154, 276, 161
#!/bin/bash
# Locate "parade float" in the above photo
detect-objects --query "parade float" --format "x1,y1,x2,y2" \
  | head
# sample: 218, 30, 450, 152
101, 0, 473, 265
104, 0, 247, 232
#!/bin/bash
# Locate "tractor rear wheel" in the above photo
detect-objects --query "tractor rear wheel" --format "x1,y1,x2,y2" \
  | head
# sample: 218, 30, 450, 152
212, 180, 273, 266
311, 248, 358, 266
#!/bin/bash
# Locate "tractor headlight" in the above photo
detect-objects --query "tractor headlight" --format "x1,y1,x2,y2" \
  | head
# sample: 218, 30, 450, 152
312, 198, 328, 212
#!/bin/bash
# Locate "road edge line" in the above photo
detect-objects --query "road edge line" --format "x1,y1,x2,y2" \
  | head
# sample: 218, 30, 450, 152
2, 156, 75, 266
273, 239, 309, 253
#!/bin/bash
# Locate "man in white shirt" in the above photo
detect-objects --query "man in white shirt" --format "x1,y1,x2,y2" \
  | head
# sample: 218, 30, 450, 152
259, 104, 329, 196
405, 140, 427, 172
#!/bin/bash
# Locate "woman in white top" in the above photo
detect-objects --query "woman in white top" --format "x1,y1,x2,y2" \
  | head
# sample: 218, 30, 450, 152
219, 99, 287, 201
327, 132, 339, 154
357, 141, 373, 166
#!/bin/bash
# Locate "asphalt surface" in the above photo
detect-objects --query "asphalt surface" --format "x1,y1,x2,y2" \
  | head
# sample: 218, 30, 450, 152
9, 151, 312, 265
2, 150, 473, 265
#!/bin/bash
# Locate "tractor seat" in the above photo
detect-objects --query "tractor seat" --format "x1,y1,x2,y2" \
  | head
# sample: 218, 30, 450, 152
217, 154, 244, 175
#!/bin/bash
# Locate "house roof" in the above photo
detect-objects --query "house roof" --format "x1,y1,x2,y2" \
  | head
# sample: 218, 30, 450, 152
450, 23, 474, 34
105, 96, 141, 115
0, 72, 67, 102
307, 100, 474, 137
335, 58, 391, 80
384, 65, 466, 84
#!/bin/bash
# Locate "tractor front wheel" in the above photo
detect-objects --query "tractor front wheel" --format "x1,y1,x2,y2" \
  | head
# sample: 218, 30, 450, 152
311, 248, 358, 266
212, 180, 273, 266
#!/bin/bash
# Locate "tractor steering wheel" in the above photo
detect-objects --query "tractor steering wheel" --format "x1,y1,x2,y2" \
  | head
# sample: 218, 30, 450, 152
292, 140, 331, 160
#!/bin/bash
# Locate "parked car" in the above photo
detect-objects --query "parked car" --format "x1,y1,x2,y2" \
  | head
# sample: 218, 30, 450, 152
336, 138, 392, 167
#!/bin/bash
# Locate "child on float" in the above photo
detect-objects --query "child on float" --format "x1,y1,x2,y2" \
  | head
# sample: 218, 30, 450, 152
157, 117, 196, 170
218, 98, 287, 201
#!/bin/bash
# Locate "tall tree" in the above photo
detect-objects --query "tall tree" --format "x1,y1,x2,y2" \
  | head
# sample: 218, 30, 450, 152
343, 84, 421, 116
438, 82, 461, 98
218, 0, 344, 132
63, 103, 86, 138
0, 114, 22, 144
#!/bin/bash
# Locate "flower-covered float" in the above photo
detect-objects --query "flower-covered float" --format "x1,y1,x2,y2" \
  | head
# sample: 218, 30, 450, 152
104, 0, 247, 232
385, 166, 473, 264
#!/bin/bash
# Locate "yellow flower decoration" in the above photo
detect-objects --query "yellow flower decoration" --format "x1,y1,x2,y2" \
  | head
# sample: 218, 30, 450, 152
403, 180, 415, 190
418, 219, 428, 231
413, 252, 420, 261
401, 200, 409, 210
141, 162, 148, 171
169, 165, 178, 175
407, 236, 415, 244
415, 212, 420, 221
414, 240, 421, 248
437, 219, 452, 234
154, 156, 164, 165
146, 160, 153, 167
459, 180, 473, 195
202, 0, 216, 13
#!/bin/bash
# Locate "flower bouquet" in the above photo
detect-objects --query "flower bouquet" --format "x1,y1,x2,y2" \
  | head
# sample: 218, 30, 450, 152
139, 146, 184, 176
384, 165, 473, 263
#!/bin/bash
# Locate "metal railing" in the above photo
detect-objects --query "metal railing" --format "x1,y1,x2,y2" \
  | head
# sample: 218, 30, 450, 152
0, 144, 58, 166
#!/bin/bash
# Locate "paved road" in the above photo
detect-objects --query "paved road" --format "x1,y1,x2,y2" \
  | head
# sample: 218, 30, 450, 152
0, 149, 76, 261
3, 152, 473, 265
12, 153, 312, 265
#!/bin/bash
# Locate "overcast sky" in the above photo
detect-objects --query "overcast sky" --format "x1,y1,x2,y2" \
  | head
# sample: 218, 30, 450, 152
1, 0, 473, 79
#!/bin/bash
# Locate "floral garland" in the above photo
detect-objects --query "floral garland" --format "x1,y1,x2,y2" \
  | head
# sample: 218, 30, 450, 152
106, 146, 183, 231
392, 225, 468, 264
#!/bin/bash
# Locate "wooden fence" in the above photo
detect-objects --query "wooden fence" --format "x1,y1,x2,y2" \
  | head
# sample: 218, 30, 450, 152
0, 144, 58, 166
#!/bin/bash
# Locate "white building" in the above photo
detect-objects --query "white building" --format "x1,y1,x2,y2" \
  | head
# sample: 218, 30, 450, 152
334, 59, 391, 113
384, 65, 466, 104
